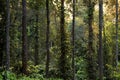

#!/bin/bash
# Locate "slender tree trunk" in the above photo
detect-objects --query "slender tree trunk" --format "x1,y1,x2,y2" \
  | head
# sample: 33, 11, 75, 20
6, 0, 10, 70
72, 0, 75, 80
115, 0, 118, 69
34, 14, 39, 65
0, 0, 6, 67
0, 51, 3, 67
22, 0, 28, 75
87, 0, 96, 80
45, 0, 50, 78
98, 0, 104, 79
0, 30, 4, 67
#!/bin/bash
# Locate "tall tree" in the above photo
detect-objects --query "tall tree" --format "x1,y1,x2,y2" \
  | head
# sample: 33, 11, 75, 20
0, 0, 6, 67
45, 0, 50, 78
72, 0, 75, 80
34, 13, 39, 65
87, 0, 96, 80
98, 0, 104, 79
115, 0, 118, 69
22, 0, 28, 74
6, 0, 10, 70
59, 0, 69, 79
103, 19, 112, 80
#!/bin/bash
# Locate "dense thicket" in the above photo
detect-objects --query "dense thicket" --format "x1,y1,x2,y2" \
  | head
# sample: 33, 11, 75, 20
0, 0, 120, 80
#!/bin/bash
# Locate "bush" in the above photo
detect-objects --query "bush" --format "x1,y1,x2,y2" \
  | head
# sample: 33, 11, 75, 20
29, 73, 44, 79
0, 71, 17, 80
76, 57, 88, 80
0, 74, 3, 79
46, 78, 62, 80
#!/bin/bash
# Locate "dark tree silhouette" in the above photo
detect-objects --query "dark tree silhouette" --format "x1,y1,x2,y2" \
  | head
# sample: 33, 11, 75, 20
6, 0, 10, 70
45, 0, 50, 78
22, 0, 28, 75
98, 0, 104, 79
87, 0, 96, 80
115, 0, 118, 69
34, 13, 39, 65
72, 0, 75, 80
0, 0, 6, 67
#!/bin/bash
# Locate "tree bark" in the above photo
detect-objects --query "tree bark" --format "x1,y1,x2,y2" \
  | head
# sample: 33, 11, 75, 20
34, 13, 39, 65
59, 0, 67, 80
115, 0, 118, 69
0, 0, 6, 67
72, 0, 75, 80
87, 0, 96, 80
98, 0, 104, 79
45, 0, 50, 78
6, 0, 10, 70
22, 0, 28, 75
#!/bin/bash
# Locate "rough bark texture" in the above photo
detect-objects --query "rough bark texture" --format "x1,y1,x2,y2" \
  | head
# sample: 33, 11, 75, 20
99, 0, 104, 79
22, 0, 28, 75
87, 0, 96, 80
6, 0, 10, 70
72, 0, 75, 80
45, 0, 50, 78
34, 14, 39, 65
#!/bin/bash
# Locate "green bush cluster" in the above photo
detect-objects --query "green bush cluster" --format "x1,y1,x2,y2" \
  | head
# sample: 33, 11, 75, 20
0, 71, 62, 80
0, 71, 16, 80
75, 57, 88, 80
0, 64, 62, 80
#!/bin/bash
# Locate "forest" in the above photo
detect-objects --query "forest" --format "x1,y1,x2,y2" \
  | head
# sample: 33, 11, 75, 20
0, 0, 120, 80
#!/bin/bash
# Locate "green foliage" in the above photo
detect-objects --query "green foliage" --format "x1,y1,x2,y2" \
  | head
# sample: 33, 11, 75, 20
11, 61, 22, 74
17, 73, 44, 80
76, 57, 88, 80
1, 0, 120, 80
6, 71, 17, 80
112, 64, 120, 79
58, 30, 72, 80
114, 73, 120, 80
46, 78, 62, 80
0, 76, 2, 79
27, 61, 44, 74
0, 70, 62, 80
29, 73, 44, 79
0, 71, 17, 80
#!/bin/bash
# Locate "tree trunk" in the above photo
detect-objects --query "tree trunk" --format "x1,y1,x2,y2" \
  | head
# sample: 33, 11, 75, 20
0, 0, 6, 67
22, 0, 28, 75
98, 0, 104, 79
45, 0, 50, 78
72, 0, 75, 80
115, 0, 118, 69
59, 0, 67, 80
34, 13, 39, 65
6, 0, 10, 70
87, 0, 96, 80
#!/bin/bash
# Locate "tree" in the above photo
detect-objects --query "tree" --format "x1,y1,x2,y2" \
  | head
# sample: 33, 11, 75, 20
115, 0, 118, 69
103, 20, 113, 80
0, 0, 6, 67
6, 0, 10, 70
72, 0, 75, 80
22, 0, 28, 75
34, 13, 39, 65
86, 0, 96, 80
102, 0, 119, 79
45, 0, 50, 78
98, 0, 104, 79
60, 0, 65, 79
59, 0, 71, 80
